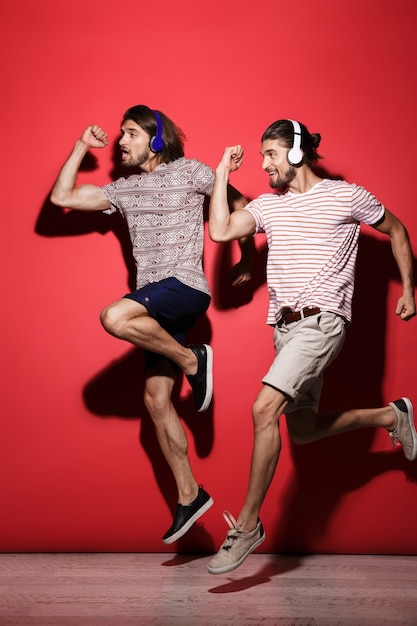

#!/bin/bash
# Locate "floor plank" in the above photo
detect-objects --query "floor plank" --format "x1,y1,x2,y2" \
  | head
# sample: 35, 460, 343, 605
0, 553, 416, 625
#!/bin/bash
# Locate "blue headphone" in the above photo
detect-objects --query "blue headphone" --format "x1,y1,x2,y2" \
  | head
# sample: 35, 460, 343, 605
149, 110, 165, 153
287, 119, 303, 166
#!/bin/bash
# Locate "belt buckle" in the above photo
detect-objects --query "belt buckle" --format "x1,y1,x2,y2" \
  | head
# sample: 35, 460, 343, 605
303, 306, 320, 319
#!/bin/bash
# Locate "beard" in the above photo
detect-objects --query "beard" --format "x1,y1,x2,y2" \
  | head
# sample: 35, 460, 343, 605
121, 147, 150, 168
269, 166, 297, 189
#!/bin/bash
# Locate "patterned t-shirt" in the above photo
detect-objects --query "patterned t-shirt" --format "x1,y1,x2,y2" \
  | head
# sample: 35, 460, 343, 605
244, 178, 385, 325
101, 157, 215, 295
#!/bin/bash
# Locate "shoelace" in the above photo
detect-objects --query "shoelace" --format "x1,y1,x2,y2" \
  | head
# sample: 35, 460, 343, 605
389, 421, 409, 449
389, 431, 401, 449
223, 510, 238, 530
221, 511, 241, 550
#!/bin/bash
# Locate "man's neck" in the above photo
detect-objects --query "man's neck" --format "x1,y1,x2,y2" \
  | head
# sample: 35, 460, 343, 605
287, 168, 323, 194
140, 154, 163, 173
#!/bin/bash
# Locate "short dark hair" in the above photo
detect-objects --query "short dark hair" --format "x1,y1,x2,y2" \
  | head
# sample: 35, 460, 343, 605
262, 119, 322, 166
122, 105, 186, 163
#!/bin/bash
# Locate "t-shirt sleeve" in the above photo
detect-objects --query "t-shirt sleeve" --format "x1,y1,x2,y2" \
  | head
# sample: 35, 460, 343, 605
100, 182, 118, 215
191, 161, 215, 195
243, 197, 265, 234
351, 184, 386, 226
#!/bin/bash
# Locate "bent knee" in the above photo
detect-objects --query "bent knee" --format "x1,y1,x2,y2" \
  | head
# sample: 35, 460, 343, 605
144, 388, 171, 419
100, 301, 136, 338
100, 305, 122, 336
286, 409, 318, 445
252, 399, 279, 429
287, 429, 312, 445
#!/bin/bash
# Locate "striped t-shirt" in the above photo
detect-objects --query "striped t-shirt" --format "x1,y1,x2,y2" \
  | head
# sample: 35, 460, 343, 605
101, 157, 215, 295
244, 178, 385, 325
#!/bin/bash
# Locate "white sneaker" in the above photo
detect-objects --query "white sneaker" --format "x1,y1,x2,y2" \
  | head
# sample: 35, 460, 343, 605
389, 397, 417, 461
207, 511, 265, 575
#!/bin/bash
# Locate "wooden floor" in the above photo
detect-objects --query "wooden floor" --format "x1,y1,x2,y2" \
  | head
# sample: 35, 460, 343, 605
1, 553, 417, 625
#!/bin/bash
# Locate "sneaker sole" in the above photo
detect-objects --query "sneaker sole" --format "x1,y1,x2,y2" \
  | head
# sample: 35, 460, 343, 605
207, 530, 266, 574
198, 345, 213, 413
162, 497, 214, 544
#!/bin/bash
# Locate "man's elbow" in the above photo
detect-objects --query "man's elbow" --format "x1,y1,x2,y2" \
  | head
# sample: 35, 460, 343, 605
208, 227, 231, 243
208, 227, 221, 242
50, 189, 79, 209
50, 190, 65, 207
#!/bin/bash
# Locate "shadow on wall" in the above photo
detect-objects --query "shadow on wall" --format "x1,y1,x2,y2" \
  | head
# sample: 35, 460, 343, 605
36, 155, 417, 554
273, 234, 417, 553
81, 313, 217, 554
35, 151, 137, 291
36, 190, 220, 551
208, 220, 417, 553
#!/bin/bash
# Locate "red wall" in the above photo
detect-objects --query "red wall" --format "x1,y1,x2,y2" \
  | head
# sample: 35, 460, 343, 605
2, 0, 417, 554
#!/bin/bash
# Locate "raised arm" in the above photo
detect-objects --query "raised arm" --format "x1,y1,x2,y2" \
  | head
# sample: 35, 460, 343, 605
50, 125, 111, 211
373, 209, 416, 321
209, 145, 256, 243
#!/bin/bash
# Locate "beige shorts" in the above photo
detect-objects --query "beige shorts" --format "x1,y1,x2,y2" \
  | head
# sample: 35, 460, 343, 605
262, 312, 346, 413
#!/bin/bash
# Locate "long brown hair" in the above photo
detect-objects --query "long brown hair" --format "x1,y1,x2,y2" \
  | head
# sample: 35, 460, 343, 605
122, 105, 186, 163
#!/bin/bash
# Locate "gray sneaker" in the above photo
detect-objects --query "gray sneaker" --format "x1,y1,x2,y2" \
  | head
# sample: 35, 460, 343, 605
207, 511, 265, 575
389, 397, 417, 461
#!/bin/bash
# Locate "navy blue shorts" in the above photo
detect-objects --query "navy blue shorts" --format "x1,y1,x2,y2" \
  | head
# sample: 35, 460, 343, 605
124, 277, 211, 372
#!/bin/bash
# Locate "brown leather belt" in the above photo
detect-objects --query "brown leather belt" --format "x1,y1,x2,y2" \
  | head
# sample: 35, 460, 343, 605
279, 306, 321, 326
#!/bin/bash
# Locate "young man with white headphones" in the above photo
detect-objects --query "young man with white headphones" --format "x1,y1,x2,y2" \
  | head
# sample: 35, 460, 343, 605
207, 118, 416, 574
50, 104, 251, 545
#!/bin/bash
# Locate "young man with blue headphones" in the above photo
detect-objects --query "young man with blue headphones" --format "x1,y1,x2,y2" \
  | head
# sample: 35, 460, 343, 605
50, 105, 251, 545
207, 118, 416, 574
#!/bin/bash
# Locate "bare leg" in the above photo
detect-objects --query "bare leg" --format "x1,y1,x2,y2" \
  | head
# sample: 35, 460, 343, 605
143, 361, 198, 505
286, 405, 398, 445
236, 385, 288, 532
208, 392, 414, 574
236, 394, 400, 532
100, 297, 198, 376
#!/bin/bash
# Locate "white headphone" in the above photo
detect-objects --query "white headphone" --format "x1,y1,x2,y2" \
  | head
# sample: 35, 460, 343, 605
287, 119, 303, 166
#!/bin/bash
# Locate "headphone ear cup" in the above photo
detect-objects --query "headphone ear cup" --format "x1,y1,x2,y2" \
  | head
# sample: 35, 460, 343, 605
287, 145, 303, 166
149, 134, 164, 153
149, 110, 164, 153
